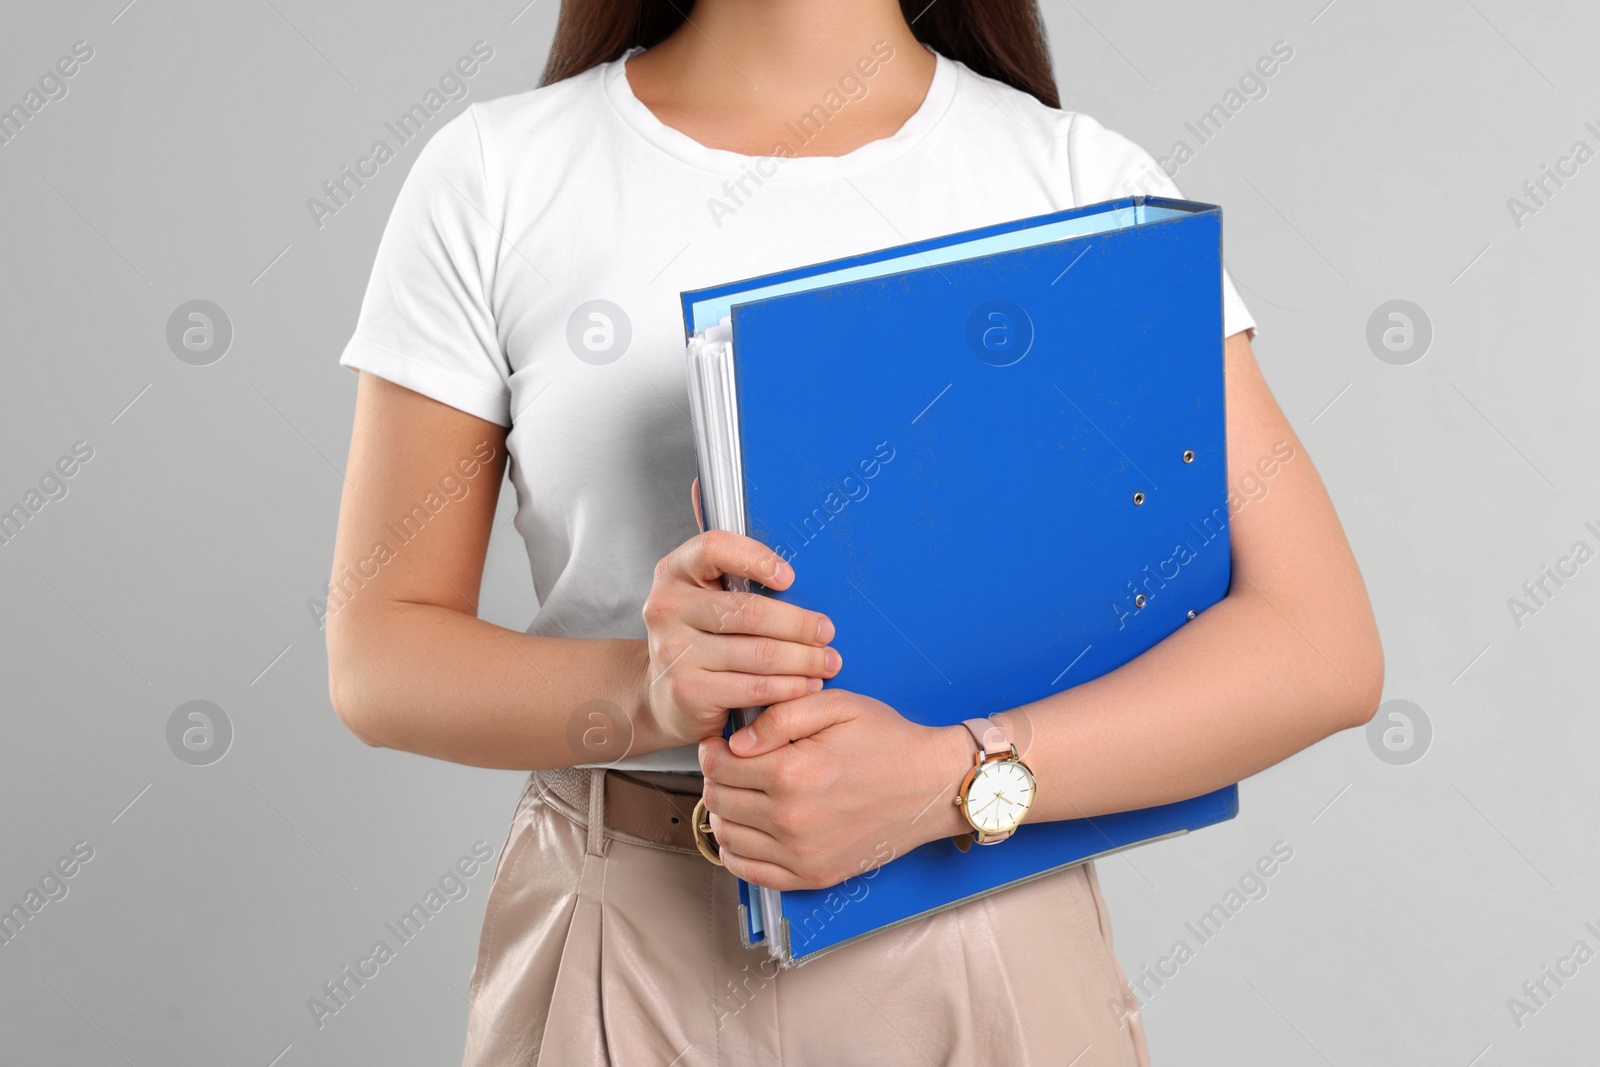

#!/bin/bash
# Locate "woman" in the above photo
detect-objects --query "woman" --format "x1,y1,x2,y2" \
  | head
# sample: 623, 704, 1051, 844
327, 0, 1384, 1063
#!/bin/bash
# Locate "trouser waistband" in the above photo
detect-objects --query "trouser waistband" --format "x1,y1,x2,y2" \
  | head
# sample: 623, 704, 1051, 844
535, 766, 704, 857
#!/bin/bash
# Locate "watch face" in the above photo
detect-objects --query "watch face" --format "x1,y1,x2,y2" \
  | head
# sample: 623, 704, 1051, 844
965, 758, 1036, 834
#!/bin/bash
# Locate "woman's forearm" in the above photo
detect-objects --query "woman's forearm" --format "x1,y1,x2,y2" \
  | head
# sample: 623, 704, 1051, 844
960, 579, 1383, 833
327, 373, 838, 770
926, 333, 1387, 837
329, 602, 664, 770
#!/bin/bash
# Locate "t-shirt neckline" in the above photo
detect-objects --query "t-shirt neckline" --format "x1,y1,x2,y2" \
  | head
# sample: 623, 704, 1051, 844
602, 44, 957, 182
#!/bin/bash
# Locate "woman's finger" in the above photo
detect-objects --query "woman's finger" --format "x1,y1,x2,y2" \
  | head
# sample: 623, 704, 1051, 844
715, 844, 807, 893
699, 734, 783, 790
701, 777, 773, 827
730, 689, 855, 756
701, 634, 840, 680
707, 811, 787, 867
685, 588, 834, 647
666, 529, 793, 590
726, 670, 821, 712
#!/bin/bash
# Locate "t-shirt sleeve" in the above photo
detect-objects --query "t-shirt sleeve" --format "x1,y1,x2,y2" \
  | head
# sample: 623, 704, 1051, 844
338, 105, 513, 426
1065, 112, 1257, 340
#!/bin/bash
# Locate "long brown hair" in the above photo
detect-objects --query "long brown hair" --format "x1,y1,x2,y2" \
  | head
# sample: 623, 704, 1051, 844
540, 0, 1059, 109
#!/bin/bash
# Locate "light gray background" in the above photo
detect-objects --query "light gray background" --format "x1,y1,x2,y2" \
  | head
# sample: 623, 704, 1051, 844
2, 1, 1595, 1064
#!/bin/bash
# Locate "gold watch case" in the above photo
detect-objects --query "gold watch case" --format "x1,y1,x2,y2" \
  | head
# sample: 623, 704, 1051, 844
953, 747, 1037, 849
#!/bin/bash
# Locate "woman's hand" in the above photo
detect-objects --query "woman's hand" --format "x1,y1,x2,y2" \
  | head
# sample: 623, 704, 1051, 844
698, 688, 974, 890
640, 530, 842, 749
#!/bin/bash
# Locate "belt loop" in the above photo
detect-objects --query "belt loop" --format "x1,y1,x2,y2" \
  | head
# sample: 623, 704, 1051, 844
586, 767, 608, 856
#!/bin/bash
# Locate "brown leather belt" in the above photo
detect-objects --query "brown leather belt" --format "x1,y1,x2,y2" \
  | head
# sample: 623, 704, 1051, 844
538, 766, 703, 855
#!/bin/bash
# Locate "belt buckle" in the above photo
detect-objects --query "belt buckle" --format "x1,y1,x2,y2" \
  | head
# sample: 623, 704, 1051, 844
691, 798, 724, 866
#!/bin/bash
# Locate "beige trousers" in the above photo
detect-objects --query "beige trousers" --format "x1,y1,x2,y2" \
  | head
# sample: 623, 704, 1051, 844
461, 769, 1151, 1066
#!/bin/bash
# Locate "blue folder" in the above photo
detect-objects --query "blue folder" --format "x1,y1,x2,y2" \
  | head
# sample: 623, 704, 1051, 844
680, 195, 1239, 966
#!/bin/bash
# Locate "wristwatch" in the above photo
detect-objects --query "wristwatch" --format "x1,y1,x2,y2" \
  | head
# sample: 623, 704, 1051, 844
952, 717, 1037, 851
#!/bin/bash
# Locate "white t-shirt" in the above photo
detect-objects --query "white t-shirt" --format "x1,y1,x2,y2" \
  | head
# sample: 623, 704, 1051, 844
339, 45, 1256, 773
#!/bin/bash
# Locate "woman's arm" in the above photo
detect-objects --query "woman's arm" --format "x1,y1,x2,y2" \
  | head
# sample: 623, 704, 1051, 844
326, 372, 839, 769
699, 331, 1385, 890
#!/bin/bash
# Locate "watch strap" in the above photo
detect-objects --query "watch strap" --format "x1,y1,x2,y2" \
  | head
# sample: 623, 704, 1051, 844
960, 717, 1010, 758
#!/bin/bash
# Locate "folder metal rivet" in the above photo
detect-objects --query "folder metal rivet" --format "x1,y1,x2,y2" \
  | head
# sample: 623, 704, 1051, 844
1186, 609, 1198, 621
1183, 450, 1195, 463
1132, 491, 1146, 505
1135, 594, 1148, 608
